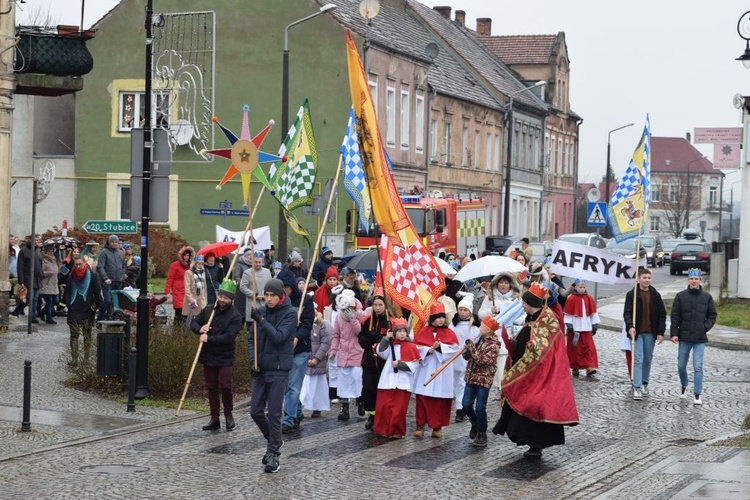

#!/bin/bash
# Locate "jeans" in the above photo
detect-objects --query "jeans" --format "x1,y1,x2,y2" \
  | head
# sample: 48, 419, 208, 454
461, 384, 490, 432
41, 294, 57, 321
678, 341, 705, 395
98, 281, 122, 321
632, 333, 656, 389
281, 352, 308, 426
250, 373, 288, 455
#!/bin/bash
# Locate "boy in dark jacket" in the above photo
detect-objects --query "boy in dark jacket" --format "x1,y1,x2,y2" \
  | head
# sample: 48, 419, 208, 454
247, 279, 297, 473
190, 279, 242, 432
461, 316, 502, 447
670, 269, 717, 405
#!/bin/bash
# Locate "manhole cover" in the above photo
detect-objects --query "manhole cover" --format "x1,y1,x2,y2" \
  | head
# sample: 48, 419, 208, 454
80, 464, 149, 474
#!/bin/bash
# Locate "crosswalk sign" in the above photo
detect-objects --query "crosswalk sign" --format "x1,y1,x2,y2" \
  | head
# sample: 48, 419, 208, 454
587, 202, 607, 227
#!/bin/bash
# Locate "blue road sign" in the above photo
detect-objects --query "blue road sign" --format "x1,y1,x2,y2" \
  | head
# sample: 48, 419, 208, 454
227, 209, 250, 217
200, 208, 224, 216
587, 202, 607, 228
219, 200, 232, 209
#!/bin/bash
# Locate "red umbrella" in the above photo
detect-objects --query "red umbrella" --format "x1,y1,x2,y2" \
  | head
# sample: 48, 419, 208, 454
197, 241, 239, 258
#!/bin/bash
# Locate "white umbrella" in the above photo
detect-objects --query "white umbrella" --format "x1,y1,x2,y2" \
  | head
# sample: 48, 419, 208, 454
453, 255, 527, 282
435, 257, 458, 276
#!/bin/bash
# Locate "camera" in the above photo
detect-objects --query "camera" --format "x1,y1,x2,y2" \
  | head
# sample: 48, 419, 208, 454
515, 247, 521, 252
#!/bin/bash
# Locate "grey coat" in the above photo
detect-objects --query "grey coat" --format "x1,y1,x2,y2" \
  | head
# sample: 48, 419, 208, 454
97, 244, 125, 282
307, 320, 333, 376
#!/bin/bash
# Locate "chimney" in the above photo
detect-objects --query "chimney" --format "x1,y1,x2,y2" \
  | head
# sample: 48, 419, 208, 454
455, 10, 466, 27
476, 17, 492, 36
433, 6, 451, 20
686, 131, 691, 142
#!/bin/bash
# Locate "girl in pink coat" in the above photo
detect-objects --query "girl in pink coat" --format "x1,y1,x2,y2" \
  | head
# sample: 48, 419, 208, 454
329, 289, 363, 421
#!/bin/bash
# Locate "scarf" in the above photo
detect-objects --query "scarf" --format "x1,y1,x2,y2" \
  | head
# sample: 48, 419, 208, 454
192, 267, 205, 296
68, 268, 92, 304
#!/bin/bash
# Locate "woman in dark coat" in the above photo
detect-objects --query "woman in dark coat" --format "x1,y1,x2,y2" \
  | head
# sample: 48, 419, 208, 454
358, 290, 393, 430
63, 255, 102, 366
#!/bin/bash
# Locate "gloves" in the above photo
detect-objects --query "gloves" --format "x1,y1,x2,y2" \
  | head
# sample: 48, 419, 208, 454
566, 323, 574, 335
591, 325, 598, 336
250, 368, 261, 379
250, 308, 263, 322
465, 338, 474, 347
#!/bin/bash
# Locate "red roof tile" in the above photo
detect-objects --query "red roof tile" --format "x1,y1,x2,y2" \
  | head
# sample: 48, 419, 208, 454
478, 34, 557, 65
650, 137, 714, 173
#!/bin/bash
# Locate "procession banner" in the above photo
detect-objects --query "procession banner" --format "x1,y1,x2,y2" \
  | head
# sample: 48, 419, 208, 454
215, 224, 271, 251
549, 240, 646, 285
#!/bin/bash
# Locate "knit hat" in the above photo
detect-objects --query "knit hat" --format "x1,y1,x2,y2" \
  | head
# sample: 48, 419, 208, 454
264, 279, 285, 298
321, 246, 333, 257
108, 234, 120, 244
296, 277, 307, 287
482, 316, 500, 332
457, 294, 474, 311
217, 279, 237, 300
276, 269, 297, 289
522, 282, 548, 308
290, 250, 303, 263
325, 266, 339, 280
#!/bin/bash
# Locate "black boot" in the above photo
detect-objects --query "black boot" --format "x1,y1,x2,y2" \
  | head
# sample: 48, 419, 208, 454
225, 416, 236, 431
455, 409, 466, 423
357, 399, 365, 416
365, 414, 374, 431
338, 403, 350, 421
202, 419, 220, 431
472, 432, 487, 447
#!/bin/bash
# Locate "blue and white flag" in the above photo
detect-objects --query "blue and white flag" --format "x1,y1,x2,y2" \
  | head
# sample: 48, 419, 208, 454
341, 107, 371, 232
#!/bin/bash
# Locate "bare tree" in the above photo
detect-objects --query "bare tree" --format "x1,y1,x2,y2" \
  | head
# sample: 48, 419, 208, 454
650, 175, 706, 238
16, 3, 57, 28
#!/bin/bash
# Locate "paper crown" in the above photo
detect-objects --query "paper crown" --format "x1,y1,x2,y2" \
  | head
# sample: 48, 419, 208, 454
528, 282, 549, 300
391, 317, 408, 331
573, 278, 585, 286
373, 287, 385, 298
687, 268, 702, 278
429, 302, 446, 317
253, 250, 265, 258
218, 278, 237, 298
482, 316, 499, 332
517, 269, 528, 282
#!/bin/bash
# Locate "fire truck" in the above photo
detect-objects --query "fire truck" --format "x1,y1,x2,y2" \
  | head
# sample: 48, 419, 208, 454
348, 194, 486, 260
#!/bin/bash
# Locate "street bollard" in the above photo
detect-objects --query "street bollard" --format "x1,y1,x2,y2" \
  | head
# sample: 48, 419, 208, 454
22, 360, 31, 432
127, 347, 137, 413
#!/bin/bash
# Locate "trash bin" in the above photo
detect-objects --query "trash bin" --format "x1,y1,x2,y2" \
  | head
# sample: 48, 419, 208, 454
96, 320, 126, 376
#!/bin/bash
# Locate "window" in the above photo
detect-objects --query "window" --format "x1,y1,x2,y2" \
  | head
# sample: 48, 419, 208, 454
527, 130, 534, 169
400, 89, 410, 148
118, 185, 131, 220
556, 138, 563, 171
118, 91, 170, 132
650, 216, 660, 232
651, 184, 661, 202
485, 132, 492, 170
429, 119, 438, 159
461, 126, 469, 166
415, 93, 425, 152
443, 122, 452, 162
545, 133, 551, 170
386, 85, 396, 146
669, 181, 681, 203
709, 185, 717, 207
474, 130, 481, 168
493, 134, 501, 172
368, 75, 378, 109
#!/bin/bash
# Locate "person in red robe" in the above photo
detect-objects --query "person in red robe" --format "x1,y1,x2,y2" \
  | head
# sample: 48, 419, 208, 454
493, 282, 579, 459
373, 318, 421, 439
313, 266, 340, 313
412, 302, 460, 438
562, 279, 600, 377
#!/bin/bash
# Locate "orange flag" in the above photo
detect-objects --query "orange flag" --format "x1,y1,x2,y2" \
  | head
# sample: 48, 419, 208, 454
346, 31, 444, 321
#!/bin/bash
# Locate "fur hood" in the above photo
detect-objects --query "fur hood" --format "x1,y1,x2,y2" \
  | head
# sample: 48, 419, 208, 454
490, 271, 521, 296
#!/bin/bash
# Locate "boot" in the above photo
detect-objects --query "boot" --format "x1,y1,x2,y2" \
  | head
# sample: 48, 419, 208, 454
469, 423, 478, 440
472, 432, 487, 447
357, 399, 365, 416
225, 416, 236, 431
455, 409, 466, 423
524, 446, 543, 458
413, 425, 424, 438
431, 428, 442, 438
365, 414, 374, 431
311, 411, 322, 418
338, 403, 350, 421
202, 419, 220, 431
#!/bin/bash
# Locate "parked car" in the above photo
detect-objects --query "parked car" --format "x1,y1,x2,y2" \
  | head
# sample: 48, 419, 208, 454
640, 235, 664, 267
670, 242, 711, 275
605, 239, 648, 260
503, 241, 553, 265
557, 232, 607, 248
485, 235, 517, 256
661, 238, 685, 264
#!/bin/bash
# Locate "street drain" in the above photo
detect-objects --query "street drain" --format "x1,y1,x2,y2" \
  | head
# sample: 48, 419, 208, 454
669, 438, 704, 446
80, 464, 149, 474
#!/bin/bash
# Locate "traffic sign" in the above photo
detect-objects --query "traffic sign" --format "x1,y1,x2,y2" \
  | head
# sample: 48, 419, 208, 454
219, 200, 232, 209
587, 202, 607, 228
83, 220, 138, 234
200, 208, 224, 216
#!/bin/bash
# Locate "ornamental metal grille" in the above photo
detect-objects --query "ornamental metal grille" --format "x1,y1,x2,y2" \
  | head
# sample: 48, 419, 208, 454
152, 10, 215, 159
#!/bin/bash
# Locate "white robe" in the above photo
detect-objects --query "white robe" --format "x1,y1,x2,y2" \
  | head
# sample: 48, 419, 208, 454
412, 340, 460, 399
451, 320, 479, 409
376, 343, 419, 391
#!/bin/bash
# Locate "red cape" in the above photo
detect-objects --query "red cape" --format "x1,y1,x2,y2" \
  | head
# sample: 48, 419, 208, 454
501, 307, 579, 426
563, 293, 597, 318
413, 325, 458, 346
393, 339, 421, 362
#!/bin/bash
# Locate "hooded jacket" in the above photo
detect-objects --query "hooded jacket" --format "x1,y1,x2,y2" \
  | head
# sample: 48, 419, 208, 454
165, 246, 193, 310
247, 294, 297, 376
311, 249, 334, 286
17, 241, 43, 289
277, 269, 313, 355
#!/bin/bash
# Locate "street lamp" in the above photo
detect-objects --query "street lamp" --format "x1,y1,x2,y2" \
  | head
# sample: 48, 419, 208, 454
725, 180, 742, 239
736, 11, 750, 68
685, 155, 706, 231
502, 80, 546, 235
279, 3, 336, 260
605, 123, 635, 206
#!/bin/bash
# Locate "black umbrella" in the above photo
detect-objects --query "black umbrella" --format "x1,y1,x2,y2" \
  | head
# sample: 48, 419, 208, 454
343, 249, 380, 271
48, 236, 81, 248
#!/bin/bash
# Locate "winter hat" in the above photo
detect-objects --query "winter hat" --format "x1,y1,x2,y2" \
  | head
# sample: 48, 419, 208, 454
522, 282, 548, 308
108, 234, 120, 244
482, 316, 500, 332
457, 294, 474, 311
336, 288, 356, 309
264, 279, 285, 298
276, 269, 297, 289
325, 266, 339, 280
296, 277, 307, 288
321, 246, 333, 257
290, 250, 303, 263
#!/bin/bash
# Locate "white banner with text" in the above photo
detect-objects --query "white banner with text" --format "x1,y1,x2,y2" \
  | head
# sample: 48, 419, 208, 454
215, 225, 272, 251
549, 240, 646, 285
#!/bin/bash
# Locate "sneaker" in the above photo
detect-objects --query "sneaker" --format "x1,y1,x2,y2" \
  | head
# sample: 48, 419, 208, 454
633, 388, 643, 401
311, 410, 321, 418
264, 453, 280, 473
524, 447, 543, 459
641, 384, 649, 396
680, 386, 687, 399
694, 394, 702, 405
572, 370, 580, 377
261, 441, 283, 465
281, 423, 294, 434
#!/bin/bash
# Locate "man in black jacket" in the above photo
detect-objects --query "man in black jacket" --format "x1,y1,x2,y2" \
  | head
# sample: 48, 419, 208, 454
247, 279, 297, 473
670, 269, 717, 405
190, 279, 243, 432
13, 236, 43, 322
63, 255, 102, 366
276, 269, 314, 434
623, 267, 666, 401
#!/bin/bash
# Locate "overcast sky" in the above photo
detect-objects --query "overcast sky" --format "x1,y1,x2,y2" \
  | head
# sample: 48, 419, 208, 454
18, 0, 748, 197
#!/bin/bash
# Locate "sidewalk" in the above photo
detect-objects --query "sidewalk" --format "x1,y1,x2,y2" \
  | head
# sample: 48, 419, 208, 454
596, 281, 750, 351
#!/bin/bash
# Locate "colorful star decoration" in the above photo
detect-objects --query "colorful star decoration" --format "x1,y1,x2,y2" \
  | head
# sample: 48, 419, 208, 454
201, 105, 286, 208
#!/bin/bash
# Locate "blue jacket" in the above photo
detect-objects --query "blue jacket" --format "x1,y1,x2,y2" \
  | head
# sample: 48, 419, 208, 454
247, 294, 297, 376
276, 269, 313, 355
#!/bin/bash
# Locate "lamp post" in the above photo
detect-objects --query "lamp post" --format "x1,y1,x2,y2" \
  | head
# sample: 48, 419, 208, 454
725, 180, 742, 239
735, 13, 750, 298
502, 80, 546, 235
684, 156, 706, 231
279, 3, 336, 259
736, 11, 750, 67
605, 123, 635, 205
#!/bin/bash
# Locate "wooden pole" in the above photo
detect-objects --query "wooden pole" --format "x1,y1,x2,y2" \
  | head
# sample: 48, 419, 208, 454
423, 346, 466, 387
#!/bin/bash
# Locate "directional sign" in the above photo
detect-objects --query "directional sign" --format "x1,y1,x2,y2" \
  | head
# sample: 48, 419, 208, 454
199, 208, 250, 217
219, 200, 232, 209
200, 208, 224, 216
587, 202, 607, 228
83, 220, 138, 234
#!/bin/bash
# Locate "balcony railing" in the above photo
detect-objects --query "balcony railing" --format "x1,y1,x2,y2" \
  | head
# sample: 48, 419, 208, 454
15, 25, 94, 77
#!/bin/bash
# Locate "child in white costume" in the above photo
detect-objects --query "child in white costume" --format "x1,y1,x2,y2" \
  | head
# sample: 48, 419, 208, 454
451, 293, 480, 422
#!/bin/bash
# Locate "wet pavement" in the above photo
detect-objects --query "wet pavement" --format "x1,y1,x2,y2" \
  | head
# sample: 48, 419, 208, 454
1, 287, 749, 499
